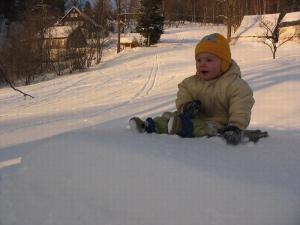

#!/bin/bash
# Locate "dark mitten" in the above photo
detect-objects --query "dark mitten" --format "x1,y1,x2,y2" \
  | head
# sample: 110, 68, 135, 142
219, 126, 242, 145
182, 100, 202, 118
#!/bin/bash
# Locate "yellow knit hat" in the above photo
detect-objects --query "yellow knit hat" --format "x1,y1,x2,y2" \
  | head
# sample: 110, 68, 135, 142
195, 33, 231, 73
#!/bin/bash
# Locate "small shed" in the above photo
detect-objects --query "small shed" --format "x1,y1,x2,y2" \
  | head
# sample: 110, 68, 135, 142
232, 13, 280, 40
120, 36, 139, 49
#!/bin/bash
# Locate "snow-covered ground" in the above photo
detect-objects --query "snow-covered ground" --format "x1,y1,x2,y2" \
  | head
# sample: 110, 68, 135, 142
0, 23, 300, 225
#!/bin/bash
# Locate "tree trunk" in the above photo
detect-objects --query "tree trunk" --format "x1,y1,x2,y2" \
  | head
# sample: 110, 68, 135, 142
117, 0, 121, 53
277, 0, 281, 12
227, 19, 232, 42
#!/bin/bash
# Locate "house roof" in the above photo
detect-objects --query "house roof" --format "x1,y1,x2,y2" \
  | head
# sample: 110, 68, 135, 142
281, 11, 300, 23
233, 13, 280, 38
60, 6, 81, 22
120, 36, 138, 44
59, 6, 101, 28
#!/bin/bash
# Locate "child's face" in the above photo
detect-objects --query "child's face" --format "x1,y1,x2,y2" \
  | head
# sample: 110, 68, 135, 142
195, 53, 222, 81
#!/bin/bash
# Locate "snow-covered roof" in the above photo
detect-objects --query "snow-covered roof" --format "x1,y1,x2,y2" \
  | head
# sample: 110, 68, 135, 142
120, 36, 138, 44
59, 6, 101, 28
60, 6, 82, 22
44, 26, 74, 38
281, 11, 300, 23
233, 13, 280, 38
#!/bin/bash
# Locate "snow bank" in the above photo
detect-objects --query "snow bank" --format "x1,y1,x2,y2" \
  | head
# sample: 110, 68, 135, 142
1, 126, 300, 225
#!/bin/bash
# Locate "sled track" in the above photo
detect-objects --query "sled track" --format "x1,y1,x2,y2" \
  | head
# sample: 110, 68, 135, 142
131, 54, 159, 101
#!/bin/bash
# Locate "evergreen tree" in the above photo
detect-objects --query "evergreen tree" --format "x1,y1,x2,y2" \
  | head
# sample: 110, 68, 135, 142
0, 0, 18, 21
136, 0, 164, 46
45, 0, 65, 15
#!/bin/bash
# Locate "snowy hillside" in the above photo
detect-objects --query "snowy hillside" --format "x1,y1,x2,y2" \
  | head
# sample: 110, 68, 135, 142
1, 23, 300, 225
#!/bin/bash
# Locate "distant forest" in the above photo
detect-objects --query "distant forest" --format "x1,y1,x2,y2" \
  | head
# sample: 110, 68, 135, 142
0, 0, 65, 21
1, 0, 299, 23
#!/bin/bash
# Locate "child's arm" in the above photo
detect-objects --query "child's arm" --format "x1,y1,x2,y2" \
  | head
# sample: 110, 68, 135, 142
227, 80, 255, 130
175, 78, 195, 111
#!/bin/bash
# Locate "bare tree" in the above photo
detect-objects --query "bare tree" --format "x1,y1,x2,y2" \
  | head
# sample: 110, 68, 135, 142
0, 0, 61, 85
116, 0, 121, 53
217, 0, 239, 41
94, 0, 112, 63
259, 13, 295, 59
48, 49, 68, 76
0, 64, 34, 99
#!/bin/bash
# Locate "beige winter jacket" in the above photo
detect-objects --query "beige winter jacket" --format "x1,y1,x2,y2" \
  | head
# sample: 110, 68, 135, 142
176, 60, 254, 130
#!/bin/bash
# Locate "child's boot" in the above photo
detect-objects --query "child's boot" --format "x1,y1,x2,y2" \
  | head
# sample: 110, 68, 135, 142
129, 117, 146, 133
129, 117, 156, 133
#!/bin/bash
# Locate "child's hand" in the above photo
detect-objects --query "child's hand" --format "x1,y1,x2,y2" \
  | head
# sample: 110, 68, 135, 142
182, 100, 202, 118
219, 126, 242, 145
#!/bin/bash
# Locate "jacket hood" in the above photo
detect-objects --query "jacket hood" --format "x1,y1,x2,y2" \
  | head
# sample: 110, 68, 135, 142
222, 60, 241, 79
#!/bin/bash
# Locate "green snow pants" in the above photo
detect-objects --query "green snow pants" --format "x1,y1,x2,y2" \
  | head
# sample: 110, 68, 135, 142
151, 112, 210, 137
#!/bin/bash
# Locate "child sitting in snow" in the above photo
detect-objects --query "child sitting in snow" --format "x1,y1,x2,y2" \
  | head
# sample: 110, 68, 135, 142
129, 33, 255, 145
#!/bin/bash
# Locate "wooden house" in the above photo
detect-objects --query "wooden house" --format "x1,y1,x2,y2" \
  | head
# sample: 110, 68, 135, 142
43, 25, 87, 61
232, 12, 300, 42
58, 6, 102, 38
232, 14, 280, 40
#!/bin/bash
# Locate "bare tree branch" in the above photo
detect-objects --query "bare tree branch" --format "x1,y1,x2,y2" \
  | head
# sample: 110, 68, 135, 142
0, 66, 35, 99
278, 31, 296, 47
260, 18, 274, 35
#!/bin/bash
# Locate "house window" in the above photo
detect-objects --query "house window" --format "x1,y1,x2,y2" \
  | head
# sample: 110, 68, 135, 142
70, 12, 78, 18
